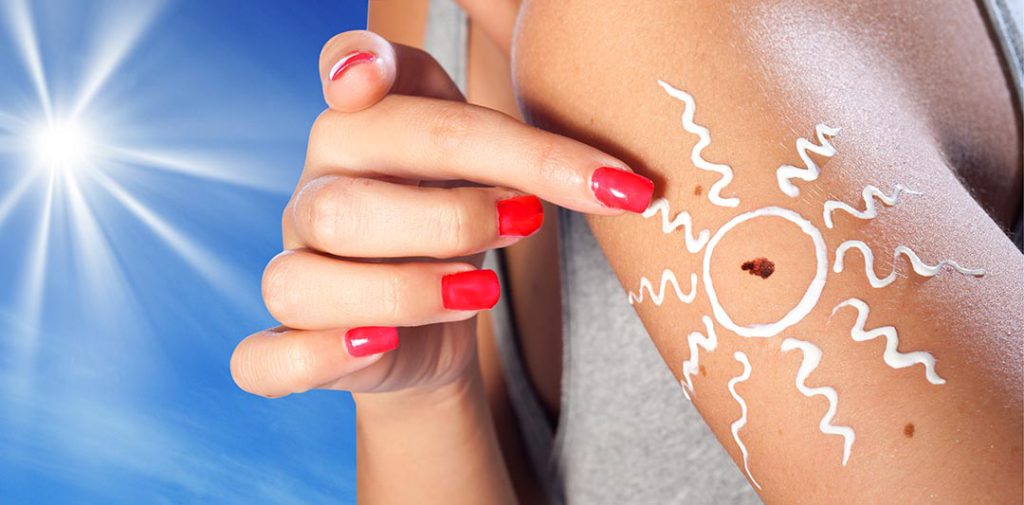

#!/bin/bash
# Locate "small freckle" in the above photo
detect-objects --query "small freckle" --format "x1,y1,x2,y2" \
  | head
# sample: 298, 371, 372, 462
694, 185, 703, 196
699, 364, 707, 377
741, 257, 775, 279
904, 423, 915, 438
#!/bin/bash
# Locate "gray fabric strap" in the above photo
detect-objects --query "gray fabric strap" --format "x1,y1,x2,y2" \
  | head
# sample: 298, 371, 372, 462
484, 251, 566, 505
979, 0, 1023, 250
423, 0, 467, 93
982, 0, 1023, 108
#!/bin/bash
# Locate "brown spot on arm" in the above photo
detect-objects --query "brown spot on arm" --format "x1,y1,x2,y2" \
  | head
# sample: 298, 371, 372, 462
741, 257, 775, 279
693, 185, 703, 196
904, 423, 915, 438
699, 364, 707, 377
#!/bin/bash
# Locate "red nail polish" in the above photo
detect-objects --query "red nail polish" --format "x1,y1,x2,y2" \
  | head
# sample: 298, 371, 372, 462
329, 50, 376, 81
590, 166, 655, 213
345, 327, 398, 357
442, 270, 500, 311
497, 195, 544, 237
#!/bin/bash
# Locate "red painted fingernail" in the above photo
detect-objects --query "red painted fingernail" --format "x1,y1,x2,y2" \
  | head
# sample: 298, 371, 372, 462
590, 166, 655, 213
329, 50, 376, 81
442, 270, 500, 310
345, 327, 398, 357
497, 195, 544, 237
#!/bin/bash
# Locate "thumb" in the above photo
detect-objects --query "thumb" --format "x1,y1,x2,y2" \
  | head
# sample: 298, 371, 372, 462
319, 30, 464, 112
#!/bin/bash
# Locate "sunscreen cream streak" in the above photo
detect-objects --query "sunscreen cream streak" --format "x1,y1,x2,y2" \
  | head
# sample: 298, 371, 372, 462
781, 338, 855, 466
834, 241, 986, 288
776, 124, 840, 198
680, 316, 718, 400
823, 184, 920, 229
657, 80, 740, 208
642, 197, 710, 253
628, 269, 697, 306
832, 298, 945, 384
728, 351, 762, 489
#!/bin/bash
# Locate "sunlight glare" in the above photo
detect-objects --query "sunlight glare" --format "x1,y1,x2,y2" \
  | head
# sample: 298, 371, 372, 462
32, 120, 95, 172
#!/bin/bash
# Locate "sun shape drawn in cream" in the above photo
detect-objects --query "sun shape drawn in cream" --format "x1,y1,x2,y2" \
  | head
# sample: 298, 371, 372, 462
626, 79, 987, 481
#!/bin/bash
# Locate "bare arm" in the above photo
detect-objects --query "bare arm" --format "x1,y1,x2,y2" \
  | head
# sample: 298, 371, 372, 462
513, 0, 1022, 502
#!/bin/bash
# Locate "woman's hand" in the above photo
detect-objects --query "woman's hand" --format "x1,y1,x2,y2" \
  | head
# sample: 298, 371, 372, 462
230, 30, 654, 398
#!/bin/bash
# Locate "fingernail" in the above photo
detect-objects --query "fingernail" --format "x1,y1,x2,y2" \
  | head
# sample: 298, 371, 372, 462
590, 166, 655, 213
345, 327, 399, 357
442, 269, 500, 310
329, 50, 377, 81
497, 195, 544, 237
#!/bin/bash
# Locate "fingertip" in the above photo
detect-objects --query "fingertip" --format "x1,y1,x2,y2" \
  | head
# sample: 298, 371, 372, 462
589, 166, 655, 214
323, 52, 393, 112
320, 30, 397, 112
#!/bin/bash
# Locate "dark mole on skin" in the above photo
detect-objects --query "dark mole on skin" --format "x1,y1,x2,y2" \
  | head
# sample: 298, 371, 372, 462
699, 364, 707, 377
694, 185, 703, 196
904, 423, 915, 438
742, 257, 775, 279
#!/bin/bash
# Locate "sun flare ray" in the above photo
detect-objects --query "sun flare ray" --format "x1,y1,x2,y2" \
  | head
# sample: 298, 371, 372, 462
15, 169, 56, 335
0, 171, 38, 228
91, 170, 258, 309
105, 145, 292, 195
2, 0, 51, 120
69, 0, 166, 119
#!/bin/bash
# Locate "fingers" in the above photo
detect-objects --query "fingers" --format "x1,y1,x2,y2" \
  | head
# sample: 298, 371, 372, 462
319, 30, 463, 112
306, 98, 655, 215
262, 250, 500, 330
230, 326, 397, 398
290, 175, 542, 258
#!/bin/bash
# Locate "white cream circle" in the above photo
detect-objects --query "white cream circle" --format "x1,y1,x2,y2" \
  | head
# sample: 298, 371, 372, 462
702, 207, 827, 338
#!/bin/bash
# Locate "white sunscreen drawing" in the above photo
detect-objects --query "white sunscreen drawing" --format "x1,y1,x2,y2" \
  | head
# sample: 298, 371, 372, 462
628, 269, 697, 306
703, 207, 828, 338
657, 80, 740, 208
728, 351, 762, 489
823, 184, 921, 229
832, 298, 945, 384
628, 88, 990, 478
781, 338, 855, 466
642, 197, 711, 253
680, 315, 718, 400
776, 124, 840, 198
834, 241, 986, 288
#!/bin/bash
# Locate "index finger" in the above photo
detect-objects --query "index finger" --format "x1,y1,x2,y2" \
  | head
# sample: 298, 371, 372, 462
306, 98, 656, 215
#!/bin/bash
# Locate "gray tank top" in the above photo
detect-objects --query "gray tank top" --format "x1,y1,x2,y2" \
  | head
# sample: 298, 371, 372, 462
424, 1, 1024, 503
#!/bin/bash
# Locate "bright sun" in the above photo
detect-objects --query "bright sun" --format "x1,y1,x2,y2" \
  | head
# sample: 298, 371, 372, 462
31, 119, 96, 172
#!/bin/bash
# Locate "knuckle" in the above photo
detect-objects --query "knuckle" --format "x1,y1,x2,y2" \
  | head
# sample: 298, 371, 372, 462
426, 105, 484, 161
385, 271, 406, 322
281, 203, 294, 235
295, 177, 372, 251
438, 198, 475, 257
296, 178, 343, 249
262, 252, 300, 324
308, 109, 332, 146
281, 341, 319, 394
529, 135, 568, 184
307, 109, 345, 166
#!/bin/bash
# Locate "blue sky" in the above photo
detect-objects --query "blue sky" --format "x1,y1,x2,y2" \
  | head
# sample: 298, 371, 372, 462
0, 1, 367, 502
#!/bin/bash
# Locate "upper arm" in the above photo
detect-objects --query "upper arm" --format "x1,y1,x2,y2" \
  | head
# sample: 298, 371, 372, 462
513, 1, 1022, 502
